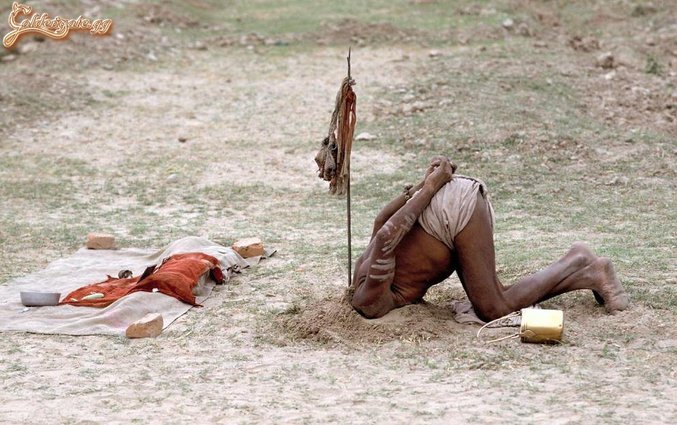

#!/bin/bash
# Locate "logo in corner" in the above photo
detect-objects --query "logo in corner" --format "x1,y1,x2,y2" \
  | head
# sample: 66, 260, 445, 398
3, 2, 113, 49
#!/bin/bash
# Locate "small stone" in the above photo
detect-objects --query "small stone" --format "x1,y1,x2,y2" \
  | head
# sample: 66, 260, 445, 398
657, 339, 677, 349
268, 302, 293, 314
568, 35, 599, 52
193, 41, 207, 50
178, 136, 188, 143
18, 42, 38, 54
632, 4, 657, 17
126, 313, 163, 338
502, 18, 514, 30
411, 101, 427, 112
355, 132, 377, 141
428, 49, 441, 58
264, 38, 289, 47
86, 233, 116, 250
166, 174, 179, 184
1, 54, 17, 63
402, 93, 416, 102
603, 70, 616, 80
596, 52, 615, 69
607, 176, 629, 186
232, 237, 265, 258
147, 51, 157, 61
516, 22, 531, 36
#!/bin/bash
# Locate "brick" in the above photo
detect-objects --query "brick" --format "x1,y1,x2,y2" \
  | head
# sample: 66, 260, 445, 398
232, 237, 264, 258
125, 313, 163, 338
86, 233, 116, 250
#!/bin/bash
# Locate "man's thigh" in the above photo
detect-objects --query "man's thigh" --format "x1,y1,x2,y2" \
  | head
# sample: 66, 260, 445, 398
453, 193, 507, 316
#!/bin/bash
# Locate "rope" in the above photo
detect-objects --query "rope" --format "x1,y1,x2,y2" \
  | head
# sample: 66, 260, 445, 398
476, 311, 521, 344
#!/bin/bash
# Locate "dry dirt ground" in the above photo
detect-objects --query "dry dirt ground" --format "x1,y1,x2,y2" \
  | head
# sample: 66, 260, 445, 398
1, 1, 676, 424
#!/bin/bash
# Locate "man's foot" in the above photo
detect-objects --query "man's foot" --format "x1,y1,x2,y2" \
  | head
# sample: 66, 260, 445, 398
569, 243, 619, 309
592, 257, 629, 313
568, 242, 597, 267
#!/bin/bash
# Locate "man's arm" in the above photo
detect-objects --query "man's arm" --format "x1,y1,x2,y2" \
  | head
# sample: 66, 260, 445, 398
370, 181, 424, 239
352, 160, 454, 318
370, 157, 455, 240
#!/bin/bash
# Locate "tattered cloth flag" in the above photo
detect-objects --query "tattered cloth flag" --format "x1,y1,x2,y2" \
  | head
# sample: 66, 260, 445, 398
314, 75, 357, 195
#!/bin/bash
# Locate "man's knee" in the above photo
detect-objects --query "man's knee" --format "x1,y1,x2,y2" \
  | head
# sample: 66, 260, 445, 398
473, 298, 513, 322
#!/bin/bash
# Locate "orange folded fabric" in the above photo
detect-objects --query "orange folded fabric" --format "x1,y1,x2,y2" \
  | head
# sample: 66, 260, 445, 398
61, 252, 222, 307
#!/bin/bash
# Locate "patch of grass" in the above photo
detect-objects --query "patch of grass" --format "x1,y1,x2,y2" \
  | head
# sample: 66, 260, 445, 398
5, 362, 28, 374
109, 0, 520, 55
644, 55, 662, 75
153, 0, 503, 37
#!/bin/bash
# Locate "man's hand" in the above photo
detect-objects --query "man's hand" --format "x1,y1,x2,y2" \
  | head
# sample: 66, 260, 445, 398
424, 156, 456, 185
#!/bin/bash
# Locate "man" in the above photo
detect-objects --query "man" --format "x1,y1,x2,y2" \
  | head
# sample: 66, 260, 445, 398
350, 156, 629, 321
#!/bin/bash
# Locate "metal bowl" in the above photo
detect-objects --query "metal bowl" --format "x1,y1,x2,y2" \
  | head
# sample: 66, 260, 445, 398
20, 291, 61, 307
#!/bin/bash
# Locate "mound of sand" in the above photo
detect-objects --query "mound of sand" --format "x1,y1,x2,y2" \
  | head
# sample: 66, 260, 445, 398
278, 289, 471, 346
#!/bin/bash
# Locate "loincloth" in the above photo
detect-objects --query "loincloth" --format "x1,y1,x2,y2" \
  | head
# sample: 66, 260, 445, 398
417, 175, 495, 250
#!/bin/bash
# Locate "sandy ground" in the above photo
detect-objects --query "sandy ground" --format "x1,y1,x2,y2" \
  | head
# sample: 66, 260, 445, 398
1, 1, 676, 424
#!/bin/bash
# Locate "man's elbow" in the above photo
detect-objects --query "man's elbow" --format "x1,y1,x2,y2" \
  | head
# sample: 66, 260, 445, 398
370, 217, 387, 238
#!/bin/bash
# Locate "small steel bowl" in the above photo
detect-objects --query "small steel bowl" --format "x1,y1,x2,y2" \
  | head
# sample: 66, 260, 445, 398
20, 291, 61, 307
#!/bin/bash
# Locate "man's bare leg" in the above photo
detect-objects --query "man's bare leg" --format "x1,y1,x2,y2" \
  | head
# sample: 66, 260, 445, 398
453, 193, 629, 321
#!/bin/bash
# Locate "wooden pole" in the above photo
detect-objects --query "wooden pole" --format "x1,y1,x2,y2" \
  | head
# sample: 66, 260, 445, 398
346, 47, 352, 288
347, 161, 352, 287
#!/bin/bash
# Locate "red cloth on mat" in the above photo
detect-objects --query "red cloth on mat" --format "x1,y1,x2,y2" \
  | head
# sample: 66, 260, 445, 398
61, 252, 222, 307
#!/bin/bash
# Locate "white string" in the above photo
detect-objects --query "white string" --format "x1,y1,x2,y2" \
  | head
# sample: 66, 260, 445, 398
485, 333, 520, 344
476, 311, 521, 343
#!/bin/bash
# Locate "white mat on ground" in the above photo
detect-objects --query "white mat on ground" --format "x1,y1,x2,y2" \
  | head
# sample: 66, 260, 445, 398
0, 237, 248, 336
